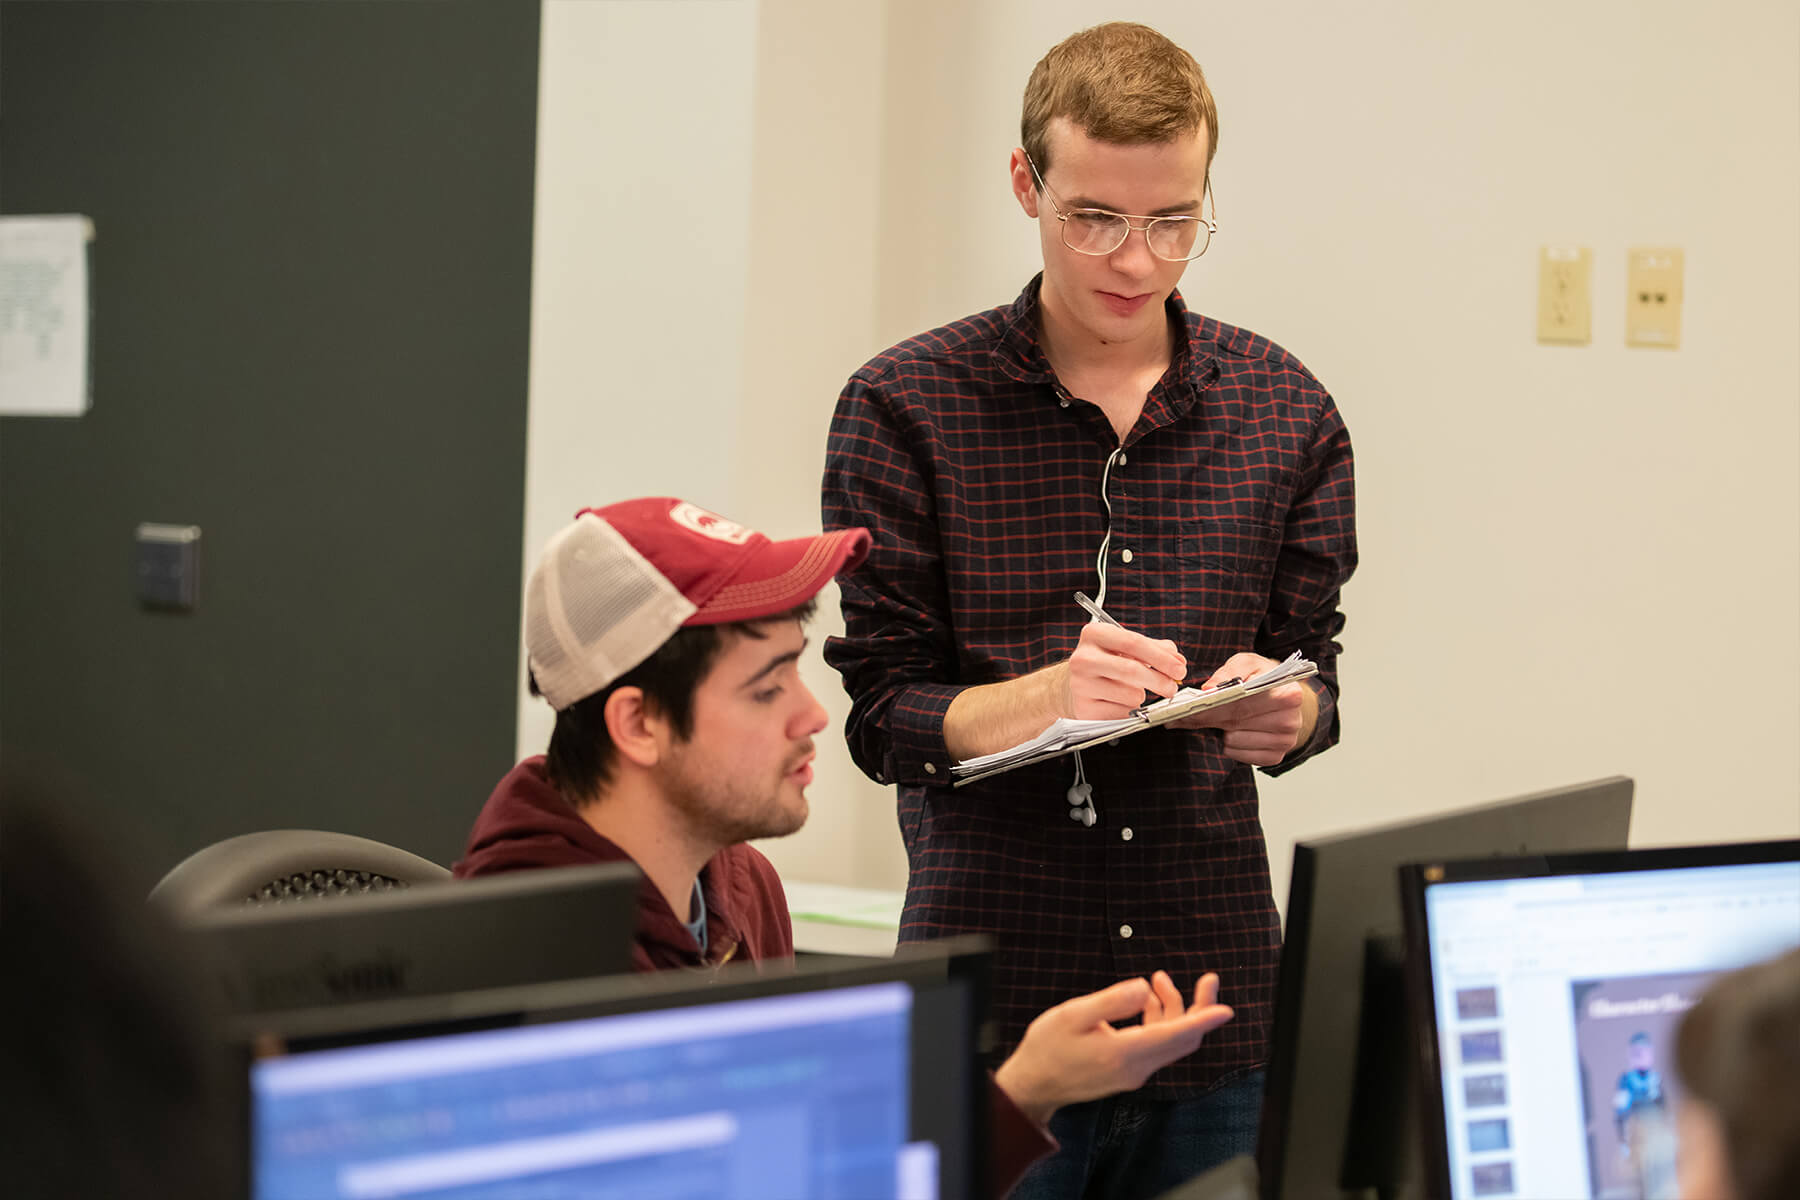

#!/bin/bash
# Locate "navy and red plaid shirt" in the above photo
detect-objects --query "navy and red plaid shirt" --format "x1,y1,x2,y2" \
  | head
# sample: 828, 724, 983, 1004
821, 276, 1357, 1098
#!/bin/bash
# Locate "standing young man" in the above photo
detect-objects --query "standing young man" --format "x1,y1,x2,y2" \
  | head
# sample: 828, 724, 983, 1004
822, 22, 1357, 1197
456, 496, 1239, 1197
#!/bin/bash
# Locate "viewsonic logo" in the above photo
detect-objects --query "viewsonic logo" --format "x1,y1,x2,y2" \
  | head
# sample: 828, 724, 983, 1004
242, 950, 413, 1009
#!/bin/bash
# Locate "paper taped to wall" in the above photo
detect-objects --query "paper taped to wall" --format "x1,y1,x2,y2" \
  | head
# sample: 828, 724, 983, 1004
1, 214, 94, 417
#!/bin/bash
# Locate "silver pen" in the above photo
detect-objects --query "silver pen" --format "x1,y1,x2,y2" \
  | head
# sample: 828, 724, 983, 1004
1076, 591, 1160, 715
1073, 591, 1124, 628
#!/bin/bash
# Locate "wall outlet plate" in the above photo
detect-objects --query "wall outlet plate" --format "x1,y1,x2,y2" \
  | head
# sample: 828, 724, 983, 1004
135, 522, 201, 611
1537, 246, 1592, 345
1625, 247, 1683, 349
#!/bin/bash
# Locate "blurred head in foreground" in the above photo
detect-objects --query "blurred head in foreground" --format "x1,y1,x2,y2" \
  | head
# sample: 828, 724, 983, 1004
1, 766, 239, 1199
1674, 946, 1800, 1200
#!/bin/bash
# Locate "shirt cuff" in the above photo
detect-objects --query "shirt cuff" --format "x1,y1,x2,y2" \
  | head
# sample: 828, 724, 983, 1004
986, 1073, 1058, 1198
1262, 675, 1337, 778
875, 682, 964, 787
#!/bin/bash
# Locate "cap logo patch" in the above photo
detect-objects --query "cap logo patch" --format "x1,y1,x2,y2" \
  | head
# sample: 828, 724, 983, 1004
670, 502, 753, 545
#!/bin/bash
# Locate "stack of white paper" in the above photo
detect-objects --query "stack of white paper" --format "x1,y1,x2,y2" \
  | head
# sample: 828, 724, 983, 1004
950, 712, 1144, 776
1135, 651, 1314, 720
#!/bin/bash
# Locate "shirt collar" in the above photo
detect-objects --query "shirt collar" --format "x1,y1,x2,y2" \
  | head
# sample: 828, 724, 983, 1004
683, 875, 709, 955
991, 274, 1211, 396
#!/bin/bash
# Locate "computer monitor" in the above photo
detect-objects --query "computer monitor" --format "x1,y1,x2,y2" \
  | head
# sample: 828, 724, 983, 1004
240, 939, 989, 1200
181, 863, 640, 1014
1401, 839, 1800, 1200
1255, 776, 1634, 1200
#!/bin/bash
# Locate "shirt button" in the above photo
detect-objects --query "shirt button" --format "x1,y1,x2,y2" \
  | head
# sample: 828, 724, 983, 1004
1119, 924, 1134, 939
1117, 453, 1128, 466
923, 762, 937, 776
1058, 397, 1071, 408
1121, 827, 1134, 841
1121, 548, 1134, 563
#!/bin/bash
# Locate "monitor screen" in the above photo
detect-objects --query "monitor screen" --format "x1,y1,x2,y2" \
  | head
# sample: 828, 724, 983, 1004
1403, 840, 1800, 1200
1255, 776, 1634, 1200
181, 863, 640, 1014
243, 943, 987, 1200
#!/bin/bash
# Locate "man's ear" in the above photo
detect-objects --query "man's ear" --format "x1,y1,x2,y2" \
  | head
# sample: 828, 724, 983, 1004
602, 686, 663, 769
1010, 148, 1040, 218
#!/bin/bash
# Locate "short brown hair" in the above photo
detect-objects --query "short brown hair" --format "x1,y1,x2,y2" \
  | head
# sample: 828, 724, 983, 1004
1022, 22, 1218, 180
1676, 946, 1800, 1200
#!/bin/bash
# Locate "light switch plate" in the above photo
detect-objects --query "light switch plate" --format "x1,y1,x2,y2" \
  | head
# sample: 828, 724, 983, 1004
1537, 246, 1592, 345
135, 523, 201, 611
1625, 247, 1683, 349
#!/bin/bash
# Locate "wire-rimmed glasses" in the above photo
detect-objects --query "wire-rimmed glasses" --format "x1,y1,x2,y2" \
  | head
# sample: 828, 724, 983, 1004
1026, 152, 1217, 262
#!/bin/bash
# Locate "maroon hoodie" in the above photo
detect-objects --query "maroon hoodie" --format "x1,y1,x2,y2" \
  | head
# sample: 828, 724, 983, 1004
454, 756, 793, 971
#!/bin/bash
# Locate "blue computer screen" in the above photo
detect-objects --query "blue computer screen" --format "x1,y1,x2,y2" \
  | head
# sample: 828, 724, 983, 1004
252, 981, 927, 1200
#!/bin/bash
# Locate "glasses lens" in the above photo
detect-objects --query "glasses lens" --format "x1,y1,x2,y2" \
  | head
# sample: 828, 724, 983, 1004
1063, 211, 1129, 255
1147, 219, 1206, 262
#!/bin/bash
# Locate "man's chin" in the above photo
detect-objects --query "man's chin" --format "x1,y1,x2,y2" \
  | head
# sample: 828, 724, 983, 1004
769, 795, 809, 839
739, 795, 809, 844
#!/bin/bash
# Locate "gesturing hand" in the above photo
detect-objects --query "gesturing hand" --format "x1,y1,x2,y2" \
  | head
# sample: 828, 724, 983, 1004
993, 971, 1236, 1126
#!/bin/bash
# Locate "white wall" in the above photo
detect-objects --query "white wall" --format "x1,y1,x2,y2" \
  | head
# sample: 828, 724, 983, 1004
733, 1, 903, 887
518, 0, 759, 759
522, 0, 907, 888
528, 0, 1800, 907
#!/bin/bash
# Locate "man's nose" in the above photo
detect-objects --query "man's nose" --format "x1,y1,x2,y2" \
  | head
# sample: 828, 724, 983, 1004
1109, 224, 1159, 276
791, 679, 829, 738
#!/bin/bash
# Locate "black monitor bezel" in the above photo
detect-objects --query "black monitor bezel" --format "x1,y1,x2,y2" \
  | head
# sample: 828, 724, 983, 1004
1254, 775, 1634, 1200
181, 862, 642, 1014
1400, 838, 1800, 1200
238, 935, 992, 1200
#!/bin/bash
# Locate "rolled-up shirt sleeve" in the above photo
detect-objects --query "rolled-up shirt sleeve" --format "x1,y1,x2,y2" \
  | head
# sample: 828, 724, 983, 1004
1260, 391, 1356, 777
822, 369, 967, 787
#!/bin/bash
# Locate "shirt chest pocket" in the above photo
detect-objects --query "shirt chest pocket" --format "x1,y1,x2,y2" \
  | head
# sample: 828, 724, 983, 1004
1178, 520, 1282, 652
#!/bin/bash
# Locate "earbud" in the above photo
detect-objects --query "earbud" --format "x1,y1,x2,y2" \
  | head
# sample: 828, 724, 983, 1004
1066, 782, 1097, 827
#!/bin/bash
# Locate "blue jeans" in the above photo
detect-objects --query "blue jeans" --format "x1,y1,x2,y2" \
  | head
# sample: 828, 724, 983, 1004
1004, 1070, 1264, 1200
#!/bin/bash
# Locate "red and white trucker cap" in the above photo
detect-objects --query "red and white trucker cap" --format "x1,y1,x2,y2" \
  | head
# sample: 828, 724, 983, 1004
525, 498, 872, 710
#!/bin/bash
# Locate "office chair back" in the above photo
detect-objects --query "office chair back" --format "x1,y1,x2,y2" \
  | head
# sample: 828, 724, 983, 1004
148, 829, 451, 917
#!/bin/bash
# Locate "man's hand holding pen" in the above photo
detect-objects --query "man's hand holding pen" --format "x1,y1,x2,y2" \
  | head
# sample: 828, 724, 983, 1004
1072, 594, 1315, 766
944, 593, 1319, 765
1065, 591, 1184, 719
1064, 621, 1187, 719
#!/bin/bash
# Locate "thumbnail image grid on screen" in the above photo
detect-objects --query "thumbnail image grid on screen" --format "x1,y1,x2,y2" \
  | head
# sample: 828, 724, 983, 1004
1413, 849, 1799, 1200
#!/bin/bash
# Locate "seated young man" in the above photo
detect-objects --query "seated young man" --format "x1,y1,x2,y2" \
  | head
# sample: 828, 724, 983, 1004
457, 497, 1236, 1194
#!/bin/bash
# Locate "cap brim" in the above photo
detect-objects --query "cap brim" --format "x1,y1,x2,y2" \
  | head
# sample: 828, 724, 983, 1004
687, 527, 872, 625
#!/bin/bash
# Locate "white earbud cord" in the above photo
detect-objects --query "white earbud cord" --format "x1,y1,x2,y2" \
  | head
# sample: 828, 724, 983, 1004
1070, 445, 1124, 828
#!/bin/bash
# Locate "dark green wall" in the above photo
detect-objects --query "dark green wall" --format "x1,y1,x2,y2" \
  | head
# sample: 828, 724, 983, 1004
1, 1, 539, 872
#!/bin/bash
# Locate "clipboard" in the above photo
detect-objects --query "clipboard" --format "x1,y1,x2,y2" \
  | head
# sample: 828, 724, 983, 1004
950, 653, 1317, 787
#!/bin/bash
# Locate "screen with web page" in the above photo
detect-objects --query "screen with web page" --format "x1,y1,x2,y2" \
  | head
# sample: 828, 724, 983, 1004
252, 982, 936, 1200
1407, 845, 1799, 1200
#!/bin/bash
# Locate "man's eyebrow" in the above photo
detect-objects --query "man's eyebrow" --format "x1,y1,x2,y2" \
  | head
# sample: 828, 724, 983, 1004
739, 642, 807, 688
1066, 193, 1201, 218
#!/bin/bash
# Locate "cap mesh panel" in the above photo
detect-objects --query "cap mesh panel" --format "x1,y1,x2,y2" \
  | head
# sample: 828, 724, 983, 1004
525, 516, 694, 708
